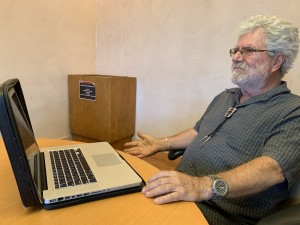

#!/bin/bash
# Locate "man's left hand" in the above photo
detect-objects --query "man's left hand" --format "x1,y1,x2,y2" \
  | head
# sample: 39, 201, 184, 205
142, 171, 212, 204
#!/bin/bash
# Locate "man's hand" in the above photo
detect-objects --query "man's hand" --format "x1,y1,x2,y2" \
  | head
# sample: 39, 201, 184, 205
124, 131, 161, 158
124, 128, 197, 158
142, 171, 212, 204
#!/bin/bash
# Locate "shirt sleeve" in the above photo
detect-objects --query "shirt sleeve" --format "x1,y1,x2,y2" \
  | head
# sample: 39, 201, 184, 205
262, 108, 300, 188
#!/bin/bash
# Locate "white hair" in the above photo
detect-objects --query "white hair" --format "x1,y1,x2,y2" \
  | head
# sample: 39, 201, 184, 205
237, 15, 299, 76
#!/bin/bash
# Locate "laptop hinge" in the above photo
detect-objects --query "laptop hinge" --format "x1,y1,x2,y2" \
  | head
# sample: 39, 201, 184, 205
39, 152, 48, 191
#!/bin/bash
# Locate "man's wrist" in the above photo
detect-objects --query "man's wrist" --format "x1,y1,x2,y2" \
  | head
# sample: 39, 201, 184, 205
157, 137, 171, 151
194, 176, 213, 202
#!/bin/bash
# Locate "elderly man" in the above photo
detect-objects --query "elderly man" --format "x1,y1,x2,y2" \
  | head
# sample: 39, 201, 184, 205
124, 15, 300, 225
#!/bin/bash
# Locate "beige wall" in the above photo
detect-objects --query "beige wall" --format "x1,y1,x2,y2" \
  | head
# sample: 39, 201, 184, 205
0, 0, 96, 138
1, 1, 300, 140
96, 0, 300, 139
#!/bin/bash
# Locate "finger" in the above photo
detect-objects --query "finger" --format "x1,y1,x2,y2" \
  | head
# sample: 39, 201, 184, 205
143, 175, 175, 194
147, 170, 173, 183
124, 148, 140, 155
143, 183, 176, 199
143, 183, 172, 196
137, 130, 147, 140
124, 148, 148, 159
154, 192, 181, 204
135, 154, 146, 159
142, 171, 174, 192
124, 141, 138, 147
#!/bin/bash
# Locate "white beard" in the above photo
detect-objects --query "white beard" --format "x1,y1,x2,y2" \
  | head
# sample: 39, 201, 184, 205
231, 61, 271, 92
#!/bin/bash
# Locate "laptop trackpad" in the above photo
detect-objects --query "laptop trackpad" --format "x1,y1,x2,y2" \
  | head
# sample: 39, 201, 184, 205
92, 153, 121, 167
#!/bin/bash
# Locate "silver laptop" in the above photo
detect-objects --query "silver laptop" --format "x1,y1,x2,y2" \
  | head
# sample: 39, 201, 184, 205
0, 79, 144, 209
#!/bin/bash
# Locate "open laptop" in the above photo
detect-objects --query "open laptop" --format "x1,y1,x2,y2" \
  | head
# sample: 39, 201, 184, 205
0, 78, 144, 209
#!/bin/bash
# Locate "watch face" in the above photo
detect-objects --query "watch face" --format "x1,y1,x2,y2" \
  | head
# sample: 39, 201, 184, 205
214, 179, 228, 196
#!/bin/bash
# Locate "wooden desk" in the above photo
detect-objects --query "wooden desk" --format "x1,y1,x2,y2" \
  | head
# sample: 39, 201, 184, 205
0, 138, 208, 225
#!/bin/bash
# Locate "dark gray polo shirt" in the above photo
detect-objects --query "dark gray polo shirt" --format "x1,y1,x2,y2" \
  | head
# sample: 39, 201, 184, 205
176, 82, 300, 225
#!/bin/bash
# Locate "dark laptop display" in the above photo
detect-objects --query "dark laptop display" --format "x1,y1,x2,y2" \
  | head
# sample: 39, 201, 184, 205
0, 79, 42, 206
0, 79, 144, 209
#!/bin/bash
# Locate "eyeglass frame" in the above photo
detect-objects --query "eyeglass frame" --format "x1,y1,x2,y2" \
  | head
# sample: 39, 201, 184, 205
229, 47, 276, 57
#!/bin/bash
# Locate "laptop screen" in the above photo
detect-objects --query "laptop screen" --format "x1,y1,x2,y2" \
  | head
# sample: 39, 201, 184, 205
8, 85, 42, 198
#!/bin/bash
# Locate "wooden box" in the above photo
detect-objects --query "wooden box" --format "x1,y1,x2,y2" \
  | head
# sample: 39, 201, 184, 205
68, 75, 136, 144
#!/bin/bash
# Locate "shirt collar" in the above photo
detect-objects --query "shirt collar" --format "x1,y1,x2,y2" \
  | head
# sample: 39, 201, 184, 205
226, 81, 291, 106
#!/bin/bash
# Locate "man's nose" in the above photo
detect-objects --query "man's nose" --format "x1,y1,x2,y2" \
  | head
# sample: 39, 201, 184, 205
232, 50, 244, 62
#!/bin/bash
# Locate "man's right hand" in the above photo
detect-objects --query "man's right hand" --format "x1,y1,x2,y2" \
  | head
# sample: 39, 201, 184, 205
124, 131, 162, 158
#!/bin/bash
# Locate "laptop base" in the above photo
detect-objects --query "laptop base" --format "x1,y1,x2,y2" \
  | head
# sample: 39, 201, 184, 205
43, 182, 145, 210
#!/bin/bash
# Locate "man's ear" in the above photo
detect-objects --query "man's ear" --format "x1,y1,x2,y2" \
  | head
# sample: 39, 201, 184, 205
271, 54, 285, 73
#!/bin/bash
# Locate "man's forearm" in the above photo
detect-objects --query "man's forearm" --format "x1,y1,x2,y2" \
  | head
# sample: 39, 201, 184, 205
218, 156, 285, 198
165, 128, 198, 150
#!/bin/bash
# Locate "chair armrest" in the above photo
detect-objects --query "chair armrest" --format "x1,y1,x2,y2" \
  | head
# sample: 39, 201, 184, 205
256, 204, 300, 225
168, 149, 185, 160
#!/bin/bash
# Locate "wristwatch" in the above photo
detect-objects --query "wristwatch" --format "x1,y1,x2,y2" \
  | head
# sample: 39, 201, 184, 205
207, 174, 228, 200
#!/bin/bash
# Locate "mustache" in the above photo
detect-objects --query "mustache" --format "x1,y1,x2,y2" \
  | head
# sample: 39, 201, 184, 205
232, 62, 248, 71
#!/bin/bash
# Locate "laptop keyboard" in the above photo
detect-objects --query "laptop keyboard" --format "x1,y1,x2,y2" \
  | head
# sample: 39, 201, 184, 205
49, 148, 97, 189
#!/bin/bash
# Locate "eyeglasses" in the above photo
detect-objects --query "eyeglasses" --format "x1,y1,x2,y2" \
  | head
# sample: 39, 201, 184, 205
229, 47, 275, 57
